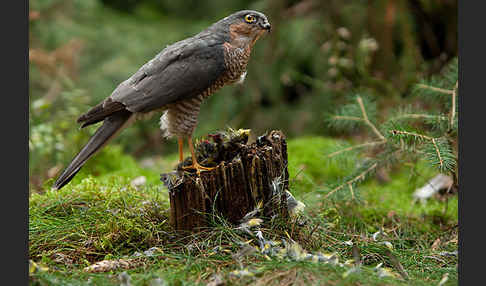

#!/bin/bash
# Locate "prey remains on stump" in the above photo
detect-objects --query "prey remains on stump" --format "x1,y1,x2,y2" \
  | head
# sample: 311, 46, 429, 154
161, 130, 290, 232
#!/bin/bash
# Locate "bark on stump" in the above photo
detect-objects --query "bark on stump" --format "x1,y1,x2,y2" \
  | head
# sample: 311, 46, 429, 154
161, 130, 289, 232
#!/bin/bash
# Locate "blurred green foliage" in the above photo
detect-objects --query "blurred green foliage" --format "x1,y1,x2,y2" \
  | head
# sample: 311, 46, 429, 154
287, 136, 354, 195
29, 0, 457, 190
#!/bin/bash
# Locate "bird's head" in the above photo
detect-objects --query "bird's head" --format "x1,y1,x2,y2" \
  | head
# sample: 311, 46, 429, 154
215, 10, 271, 49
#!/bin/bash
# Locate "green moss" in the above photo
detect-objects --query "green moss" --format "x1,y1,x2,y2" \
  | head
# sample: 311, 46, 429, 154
30, 175, 171, 264
288, 137, 353, 181
286, 136, 355, 196
360, 160, 458, 221
64, 145, 162, 188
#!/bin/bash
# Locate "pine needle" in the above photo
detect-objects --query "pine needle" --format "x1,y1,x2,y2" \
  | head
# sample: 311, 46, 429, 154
324, 162, 378, 199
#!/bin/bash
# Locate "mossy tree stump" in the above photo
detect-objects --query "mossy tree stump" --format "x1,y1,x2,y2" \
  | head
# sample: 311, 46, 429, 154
161, 130, 289, 232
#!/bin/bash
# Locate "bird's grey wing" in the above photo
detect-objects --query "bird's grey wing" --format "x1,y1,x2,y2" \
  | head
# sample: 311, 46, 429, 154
109, 36, 226, 113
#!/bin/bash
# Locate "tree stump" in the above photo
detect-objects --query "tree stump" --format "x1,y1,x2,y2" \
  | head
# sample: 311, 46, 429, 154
161, 130, 290, 232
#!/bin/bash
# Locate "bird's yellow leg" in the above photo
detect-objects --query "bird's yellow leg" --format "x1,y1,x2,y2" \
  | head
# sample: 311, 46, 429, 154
183, 137, 216, 173
178, 136, 184, 164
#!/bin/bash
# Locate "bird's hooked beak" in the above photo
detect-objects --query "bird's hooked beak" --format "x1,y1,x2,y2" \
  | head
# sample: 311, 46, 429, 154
259, 19, 271, 32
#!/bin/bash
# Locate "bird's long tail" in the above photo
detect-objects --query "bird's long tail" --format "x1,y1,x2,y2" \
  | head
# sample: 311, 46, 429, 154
53, 110, 133, 190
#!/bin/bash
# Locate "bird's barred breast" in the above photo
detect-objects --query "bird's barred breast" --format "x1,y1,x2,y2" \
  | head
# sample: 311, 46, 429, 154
159, 44, 250, 138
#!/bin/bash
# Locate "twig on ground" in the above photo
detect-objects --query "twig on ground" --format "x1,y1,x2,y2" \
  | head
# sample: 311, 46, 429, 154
385, 250, 409, 280
416, 84, 453, 95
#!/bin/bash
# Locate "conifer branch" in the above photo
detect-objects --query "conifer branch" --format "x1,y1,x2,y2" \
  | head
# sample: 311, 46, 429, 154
431, 138, 444, 168
348, 182, 355, 200
389, 130, 443, 168
324, 59, 458, 200
327, 140, 386, 158
356, 96, 385, 140
324, 162, 378, 199
416, 84, 453, 95
389, 130, 433, 141
357, 96, 370, 122
332, 115, 363, 122
391, 114, 448, 121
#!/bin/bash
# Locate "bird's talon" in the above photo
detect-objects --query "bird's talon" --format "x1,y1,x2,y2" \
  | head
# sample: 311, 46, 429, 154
182, 163, 216, 173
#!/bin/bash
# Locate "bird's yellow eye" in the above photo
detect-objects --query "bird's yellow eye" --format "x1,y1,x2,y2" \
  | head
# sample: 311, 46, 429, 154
245, 14, 256, 23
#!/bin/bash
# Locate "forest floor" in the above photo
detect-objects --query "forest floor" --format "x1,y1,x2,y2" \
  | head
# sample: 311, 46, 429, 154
29, 136, 458, 286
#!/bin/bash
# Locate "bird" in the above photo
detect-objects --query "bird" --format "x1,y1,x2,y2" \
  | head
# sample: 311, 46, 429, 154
53, 10, 271, 190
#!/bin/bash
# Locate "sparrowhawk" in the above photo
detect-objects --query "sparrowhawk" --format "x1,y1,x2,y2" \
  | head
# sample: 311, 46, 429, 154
54, 10, 271, 190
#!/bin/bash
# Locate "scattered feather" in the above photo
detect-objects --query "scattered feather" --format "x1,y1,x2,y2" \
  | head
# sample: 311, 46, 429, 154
344, 259, 355, 266
229, 268, 254, 278
29, 260, 48, 275
149, 278, 168, 286
52, 253, 73, 265
342, 266, 361, 278
255, 230, 280, 255
372, 230, 382, 241
144, 247, 162, 257
413, 174, 453, 203
209, 245, 227, 256
133, 247, 162, 257
240, 201, 263, 222
285, 190, 306, 217
83, 258, 142, 273
130, 176, 146, 189
232, 244, 257, 264
238, 218, 263, 233
439, 251, 458, 257
284, 240, 309, 261
382, 241, 394, 250
252, 231, 343, 266
118, 272, 132, 286
431, 238, 441, 251
207, 274, 224, 286
314, 252, 339, 265
247, 218, 263, 227
438, 273, 449, 286
374, 263, 400, 279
